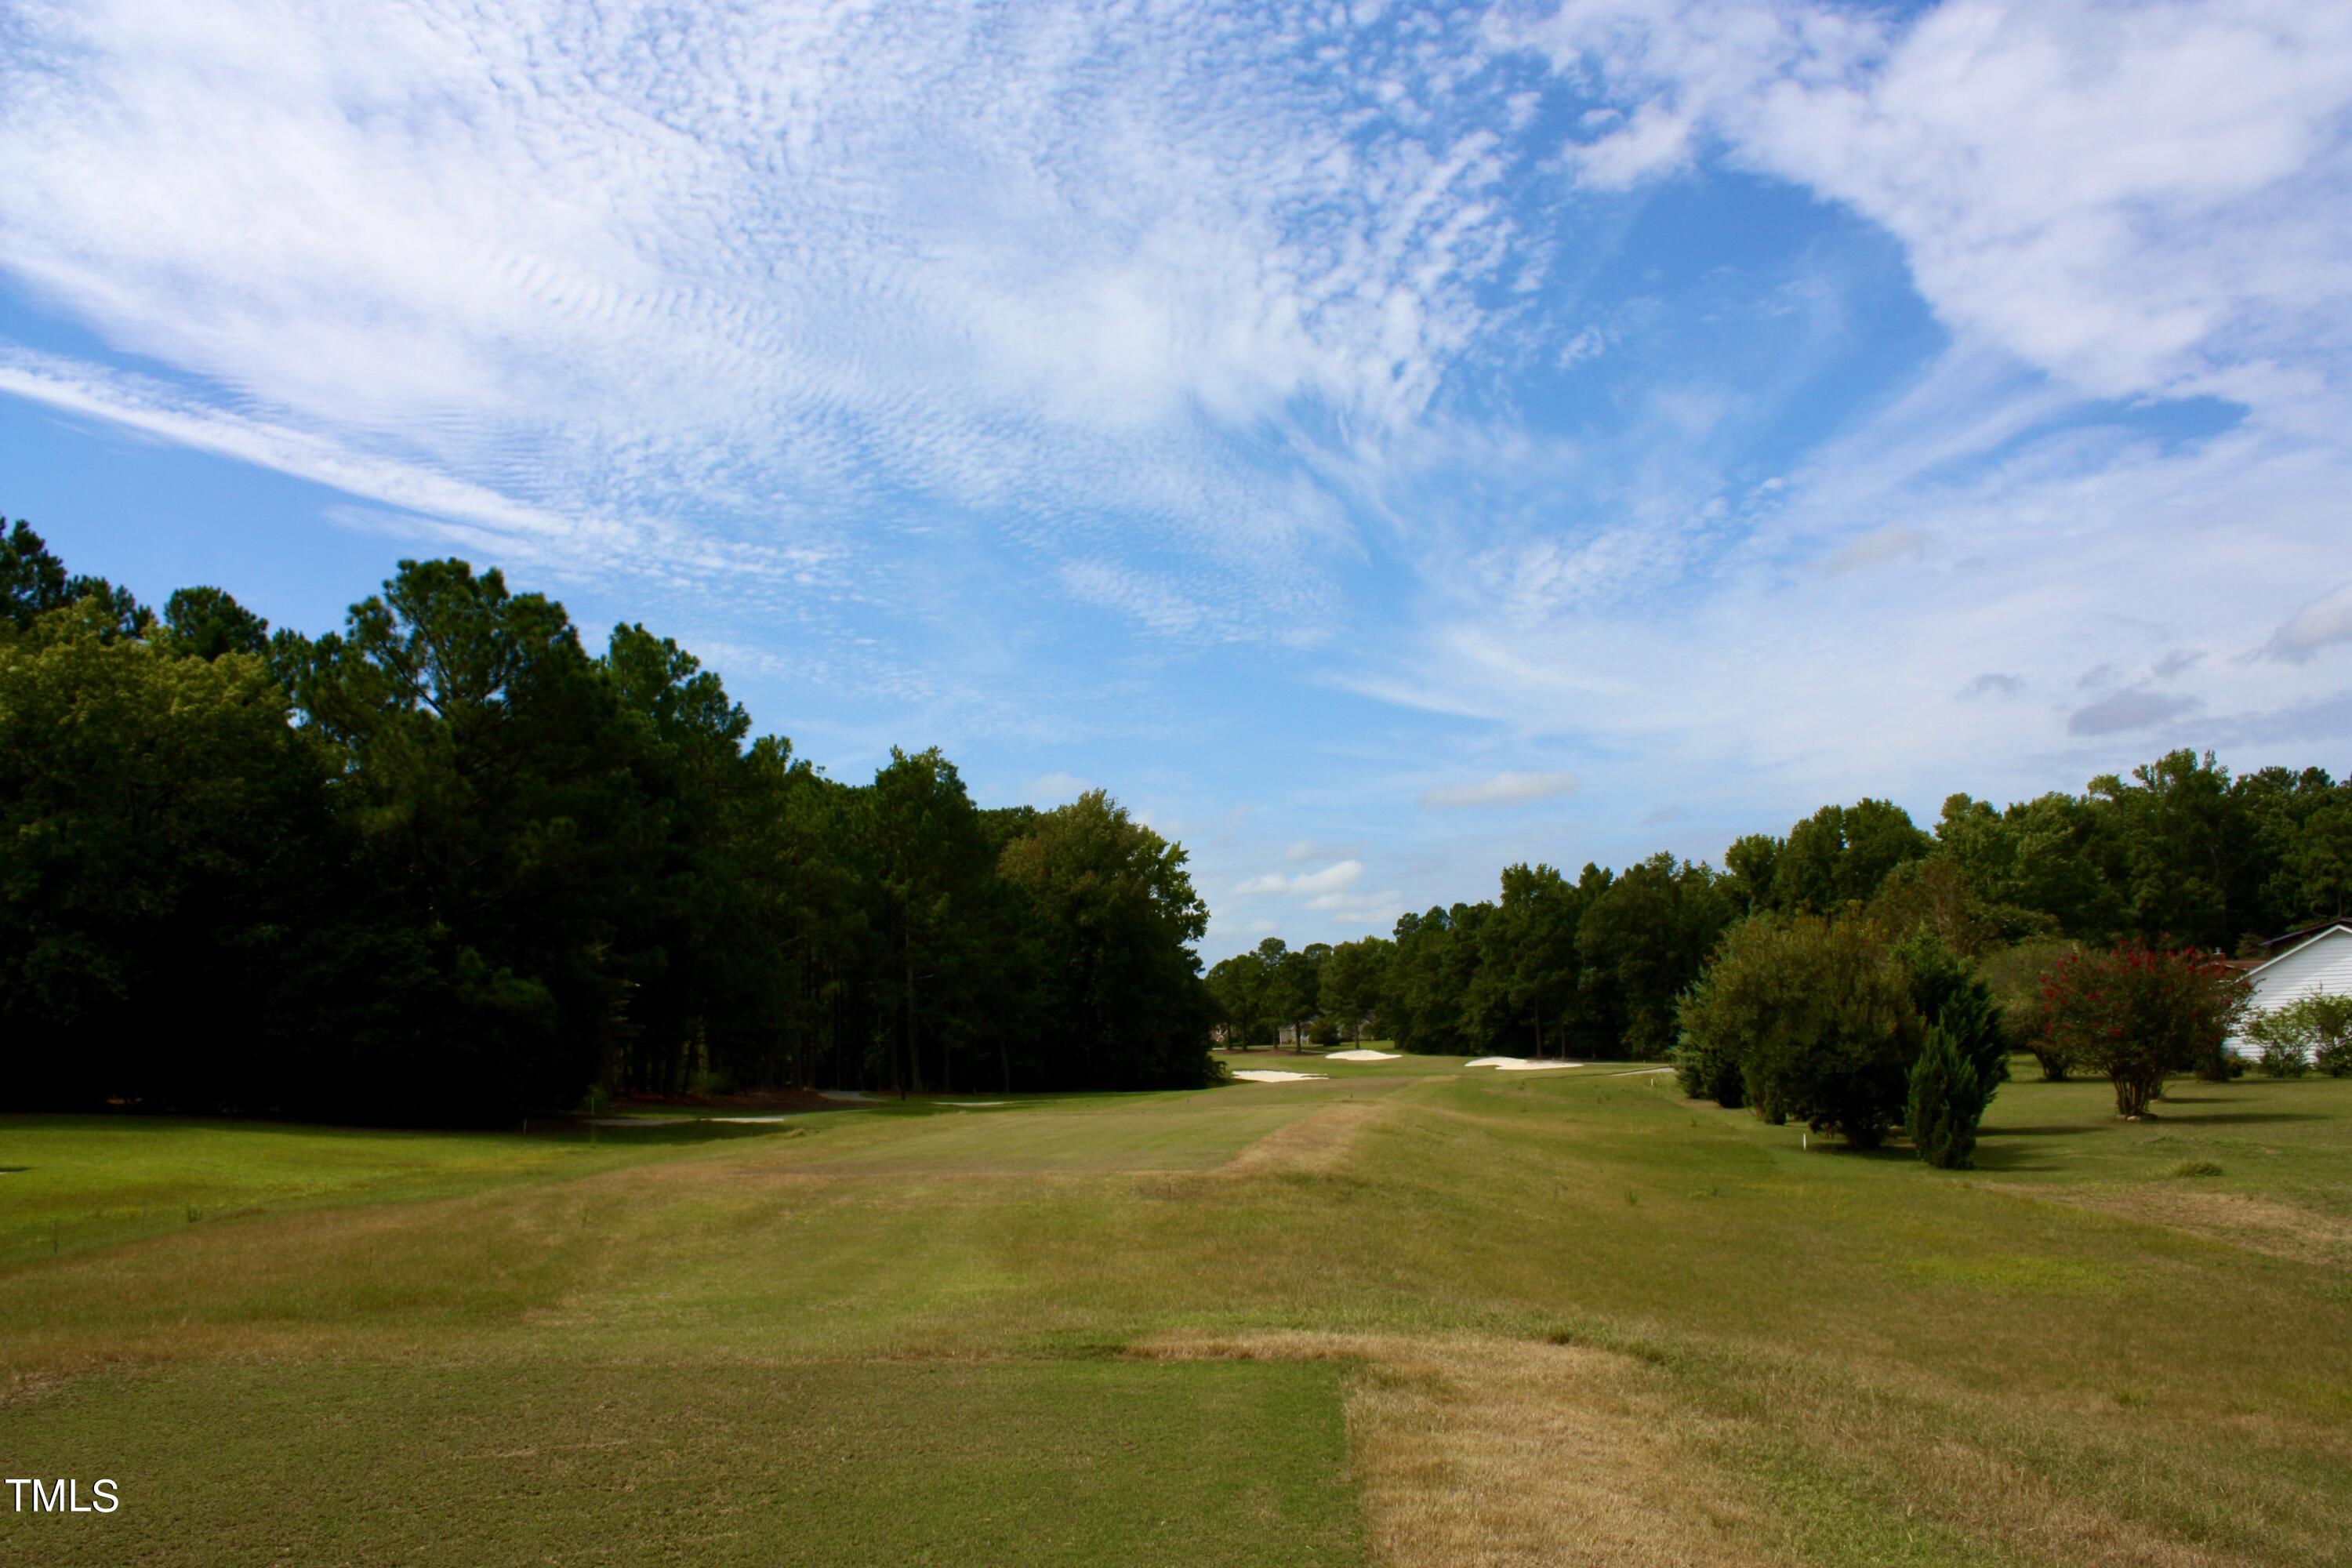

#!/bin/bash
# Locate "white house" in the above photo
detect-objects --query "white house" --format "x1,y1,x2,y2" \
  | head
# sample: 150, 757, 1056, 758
2233, 921, 2352, 1053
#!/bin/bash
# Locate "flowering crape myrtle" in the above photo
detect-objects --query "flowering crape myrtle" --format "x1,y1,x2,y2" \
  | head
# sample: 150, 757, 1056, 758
2038, 941, 2249, 1118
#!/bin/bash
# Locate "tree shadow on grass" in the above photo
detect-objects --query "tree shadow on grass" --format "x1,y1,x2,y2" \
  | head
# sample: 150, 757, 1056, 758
1968, 1145, 2063, 1173
1984, 1123, 2103, 1138
2136, 1109, 2325, 1127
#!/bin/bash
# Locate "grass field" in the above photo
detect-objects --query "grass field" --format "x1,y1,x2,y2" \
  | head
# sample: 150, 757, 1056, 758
3, 1051, 2349, 1566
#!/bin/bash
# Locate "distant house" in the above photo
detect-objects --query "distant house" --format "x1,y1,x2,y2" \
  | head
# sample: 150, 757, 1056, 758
2232, 921, 2352, 1052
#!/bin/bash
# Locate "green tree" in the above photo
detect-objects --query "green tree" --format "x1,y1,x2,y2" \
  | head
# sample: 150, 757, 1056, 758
1, 518, 148, 638
868, 746, 994, 1094
1678, 911, 1923, 1147
999, 789, 1214, 1090
1893, 929, 2007, 1120
288, 558, 654, 1119
1317, 937, 1392, 1043
1775, 800, 1932, 912
1466, 862, 1584, 1056
159, 586, 271, 661
2289, 800, 2352, 923
2087, 751, 2258, 950
1205, 949, 1269, 1048
1576, 853, 1733, 1060
1906, 1025, 1982, 1169
0, 601, 328, 1108
1385, 905, 1486, 1054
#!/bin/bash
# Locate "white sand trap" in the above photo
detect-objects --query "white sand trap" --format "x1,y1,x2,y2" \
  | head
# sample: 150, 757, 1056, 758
1463, 1057, 1583, 1072
1232, 1069, 1328, 1083
1325, 1049, 1401, 1062
705, 1113, 805, 1123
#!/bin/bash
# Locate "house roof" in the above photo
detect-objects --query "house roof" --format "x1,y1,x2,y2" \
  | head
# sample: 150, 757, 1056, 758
2249, 921, 2352, 977
2263, 919, 2352, 949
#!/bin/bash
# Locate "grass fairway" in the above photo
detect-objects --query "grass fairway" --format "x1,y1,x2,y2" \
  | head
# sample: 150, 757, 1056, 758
4, 1062, 2350, 1566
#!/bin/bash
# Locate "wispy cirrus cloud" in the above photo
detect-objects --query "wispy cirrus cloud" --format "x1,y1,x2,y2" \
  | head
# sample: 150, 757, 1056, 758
0, 0, 1534, 650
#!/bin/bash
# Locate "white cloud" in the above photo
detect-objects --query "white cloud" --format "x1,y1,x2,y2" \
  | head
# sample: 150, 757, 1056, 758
1420, 771, 1581, 809
2267, 583, 2352, 664
1233, 859, 1366, 898
1346, 373, 2352, 809
1510, 1, 2352, 405
0, 0, 1532, 647
1304, 887, 1409, 929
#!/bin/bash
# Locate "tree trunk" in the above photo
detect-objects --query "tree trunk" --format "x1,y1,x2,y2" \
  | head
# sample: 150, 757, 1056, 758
904, 948, 924, 1096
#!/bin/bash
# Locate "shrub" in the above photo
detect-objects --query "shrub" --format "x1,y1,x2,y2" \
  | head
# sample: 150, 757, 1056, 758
1896, 929, 2007, 1120
2245, 993, 2352, 1079
1976, 936, 2082, 1080
2038, 942, 2251, 1119
2198, 1050, 2246, 1081
1677, 912, 1922, 1146
1670, 989, 1746, 1108
1907, 1025, 1981, 1169
2245, 1008, 2310, 1076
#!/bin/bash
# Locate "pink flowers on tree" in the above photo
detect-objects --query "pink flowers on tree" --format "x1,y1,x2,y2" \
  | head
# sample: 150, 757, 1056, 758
2038, 942, 2251, 1118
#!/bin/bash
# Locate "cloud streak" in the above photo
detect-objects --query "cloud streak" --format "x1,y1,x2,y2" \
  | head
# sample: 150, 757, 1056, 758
1420, 771, 1582, 809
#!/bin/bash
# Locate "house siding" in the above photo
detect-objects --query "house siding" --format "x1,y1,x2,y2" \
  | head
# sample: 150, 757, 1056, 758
2232, 927, 2352, 1053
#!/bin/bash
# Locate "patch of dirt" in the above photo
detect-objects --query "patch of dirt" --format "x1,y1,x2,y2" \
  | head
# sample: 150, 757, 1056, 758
1134, 1330, 1782, 1568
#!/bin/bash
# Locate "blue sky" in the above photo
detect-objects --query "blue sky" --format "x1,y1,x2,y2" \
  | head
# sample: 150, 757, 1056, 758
5, 0, 2350, 957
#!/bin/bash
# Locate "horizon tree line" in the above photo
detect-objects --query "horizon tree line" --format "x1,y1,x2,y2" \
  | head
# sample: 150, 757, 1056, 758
1210, 753, 2350, 1061
0, 518, 1214, 1123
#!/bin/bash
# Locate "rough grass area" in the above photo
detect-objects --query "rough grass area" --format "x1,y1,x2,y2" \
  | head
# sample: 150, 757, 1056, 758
2, 1356, 1359, 1567
0, 1112, 801, 1267
3, 1062, 2350, 1566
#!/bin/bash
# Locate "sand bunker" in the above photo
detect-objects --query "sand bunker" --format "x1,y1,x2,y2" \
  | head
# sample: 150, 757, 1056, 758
1325, 1049, 1402, 1062
1232, 1069, 1329, 1083
1462, 1057, 1582, 1072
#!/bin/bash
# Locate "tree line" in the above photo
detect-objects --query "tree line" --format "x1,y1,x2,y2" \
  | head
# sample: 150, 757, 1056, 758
0, 521, 1215, 1123
1210, 753, 2350, 1062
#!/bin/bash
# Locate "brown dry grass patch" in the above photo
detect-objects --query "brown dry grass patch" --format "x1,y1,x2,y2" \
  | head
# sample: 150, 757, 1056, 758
1137, 1329, 1783, 1568
1996, 1183, 2352, 1269
1217, 1099, 1396, 1179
